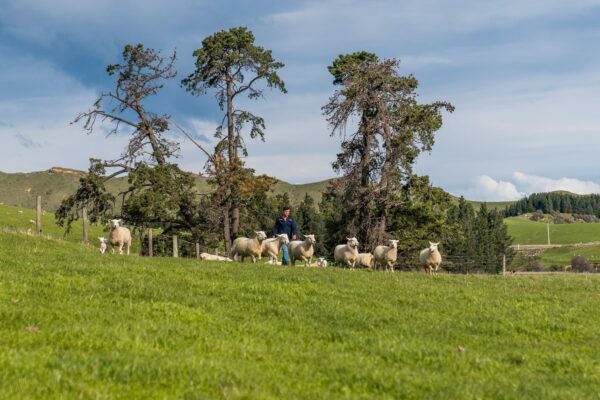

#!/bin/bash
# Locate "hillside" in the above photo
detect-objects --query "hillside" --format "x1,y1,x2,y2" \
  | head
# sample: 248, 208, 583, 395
1, 231, 599, 398
0, 168, 521, 214
0, 168, 330, 211
506, 215, 600, 245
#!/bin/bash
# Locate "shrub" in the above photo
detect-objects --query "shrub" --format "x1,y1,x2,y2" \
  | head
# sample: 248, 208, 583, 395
549, 264, 563, 272
571, 255, 593, 273
529, 210, 544, 222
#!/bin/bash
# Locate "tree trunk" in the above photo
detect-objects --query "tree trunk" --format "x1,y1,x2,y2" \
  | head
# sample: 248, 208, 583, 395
373, 124, 394, 245
223, 202, 232, 254
226, 77, 241, 244
357, 114, 373, 248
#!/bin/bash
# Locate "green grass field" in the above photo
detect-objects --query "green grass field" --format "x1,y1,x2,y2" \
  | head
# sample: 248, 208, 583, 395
0, 203, 106, 244
537, 246, 600, 267
506, 216, 600, 245
1, 231, 600, 398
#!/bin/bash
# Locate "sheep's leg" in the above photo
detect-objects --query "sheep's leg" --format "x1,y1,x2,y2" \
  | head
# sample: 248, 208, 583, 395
251, 255, 256, 264
126, 242, 130, 256
118, 242, 124, 255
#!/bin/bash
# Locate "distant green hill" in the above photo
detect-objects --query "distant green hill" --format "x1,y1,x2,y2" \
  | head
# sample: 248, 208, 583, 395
0, 168, 331, 211
0, 167, 519, 212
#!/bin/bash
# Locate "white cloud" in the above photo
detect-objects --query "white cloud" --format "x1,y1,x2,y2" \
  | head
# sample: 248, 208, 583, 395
513, 171, 600, 194
462, 175, 524, 201
458, 172, 600, 201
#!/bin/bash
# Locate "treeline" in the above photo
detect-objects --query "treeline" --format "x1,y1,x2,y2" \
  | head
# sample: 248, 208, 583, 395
504, 192, 600, 217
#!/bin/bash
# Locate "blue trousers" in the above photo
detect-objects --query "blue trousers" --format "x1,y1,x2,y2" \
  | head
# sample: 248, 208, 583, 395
281, 243, 289, 264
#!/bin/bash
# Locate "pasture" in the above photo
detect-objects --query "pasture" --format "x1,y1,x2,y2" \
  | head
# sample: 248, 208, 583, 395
1, 231, 599, 398
506, 216, 600, 245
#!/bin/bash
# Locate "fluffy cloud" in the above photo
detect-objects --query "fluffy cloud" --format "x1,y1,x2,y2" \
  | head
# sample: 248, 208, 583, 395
512, 171, 600, 194
463, 175, 524, 201
460, 172, 600, 201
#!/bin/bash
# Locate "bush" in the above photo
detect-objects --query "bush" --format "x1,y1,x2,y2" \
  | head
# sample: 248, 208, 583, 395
529, 210, 544, 221
571, 255, 593, 273
524, 260, 544, 272
549, 264, 563, 272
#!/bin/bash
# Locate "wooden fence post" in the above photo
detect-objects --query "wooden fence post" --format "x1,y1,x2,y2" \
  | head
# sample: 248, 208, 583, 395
36, 196, 42, 235
196, 242, 200, 260
148, 228, 153, 257
502, 254, 506, 276
173, 235, 178, 258
82, 207, 88, 244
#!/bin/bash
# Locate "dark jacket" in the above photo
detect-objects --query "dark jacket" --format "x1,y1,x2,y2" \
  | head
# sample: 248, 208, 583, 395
273, 215, 298, 240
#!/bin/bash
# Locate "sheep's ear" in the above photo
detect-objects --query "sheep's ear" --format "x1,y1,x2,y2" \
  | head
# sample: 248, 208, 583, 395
429, 241, 434, 246
433, 242, 440, 246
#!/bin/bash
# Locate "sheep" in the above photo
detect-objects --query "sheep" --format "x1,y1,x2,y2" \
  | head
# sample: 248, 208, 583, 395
373, 239, 399, 271
200, 253, 233, 262
334, 237, 359, 268
98, 237, 108, 254
108, 219, 132, 256
289, 234, 317, 266
260, 234, 290, 264
420, 241, 442, 275
356, 252, 375, 269
306, 257, 327, 267
230, 231, 268, 263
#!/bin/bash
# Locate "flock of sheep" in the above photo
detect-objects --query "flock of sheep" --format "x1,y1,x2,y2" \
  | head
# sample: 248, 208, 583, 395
99, 220, 443, 273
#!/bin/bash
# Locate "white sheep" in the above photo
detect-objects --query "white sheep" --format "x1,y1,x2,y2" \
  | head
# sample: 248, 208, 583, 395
98, 237, 108, 254
260, 234, 290, 264
289, 234, 317, 266
307, 257, 328, 267
373, 239, 399, 271
230, 231, 268, 263
200, 253, 233, 262
420, 241, 442, 275
108, 219, 132, 255
356, 252, 375, 269
334, 237, 360, 268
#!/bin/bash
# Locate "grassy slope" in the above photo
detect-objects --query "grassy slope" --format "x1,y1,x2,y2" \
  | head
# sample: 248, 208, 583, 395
2, 169, 517, 212
0, 170, 328, 211
0, 203, 106, 244
506, 216, 600, 245
1, 232, 599, 398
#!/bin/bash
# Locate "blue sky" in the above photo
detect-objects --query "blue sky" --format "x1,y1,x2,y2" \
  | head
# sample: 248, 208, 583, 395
1, 0, 600, 200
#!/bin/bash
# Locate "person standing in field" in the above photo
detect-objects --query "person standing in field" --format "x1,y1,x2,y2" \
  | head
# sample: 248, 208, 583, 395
272, 206, 298, 265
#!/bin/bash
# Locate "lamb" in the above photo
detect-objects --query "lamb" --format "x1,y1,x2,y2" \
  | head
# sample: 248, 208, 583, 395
108, 219, 132, 255
98, 237, 108, 254
420, 241, 442, 275
230, 231, 268, 263
373, 239, 399, 271
260, 234, 290, 264
318, 257, 328, 268
356, 252, 375, 269
334, 237, 359, 268
289, 234, 317, 266
200, 253, 233, 262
